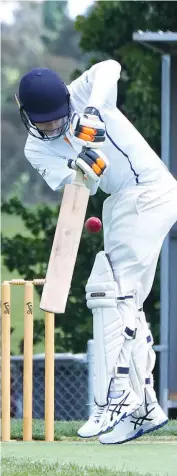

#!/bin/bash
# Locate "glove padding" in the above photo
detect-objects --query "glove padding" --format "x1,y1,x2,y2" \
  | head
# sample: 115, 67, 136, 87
75, 147, 109, 183
70, 108, 106, 148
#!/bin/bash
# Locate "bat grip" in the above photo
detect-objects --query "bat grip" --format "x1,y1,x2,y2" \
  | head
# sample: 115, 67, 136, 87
74, 167, 85, 185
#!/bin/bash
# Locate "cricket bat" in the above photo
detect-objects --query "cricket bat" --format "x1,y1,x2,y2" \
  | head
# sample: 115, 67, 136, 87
40, 168, 89, 314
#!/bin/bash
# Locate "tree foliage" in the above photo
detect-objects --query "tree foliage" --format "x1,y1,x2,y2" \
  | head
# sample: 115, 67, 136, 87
75, 0, 177, 155
2, 192, 105, 353
42, 1, 83, 60
1, 0, 84, 203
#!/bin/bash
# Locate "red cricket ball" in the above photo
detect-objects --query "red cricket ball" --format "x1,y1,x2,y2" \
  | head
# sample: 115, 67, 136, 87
85, 217, 102, 233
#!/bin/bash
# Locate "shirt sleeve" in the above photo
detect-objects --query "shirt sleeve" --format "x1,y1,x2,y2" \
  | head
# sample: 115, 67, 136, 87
86, 60, 121, 110
25, 145, 99, 195
68, 60, 121, 111
25, 146, 75, 191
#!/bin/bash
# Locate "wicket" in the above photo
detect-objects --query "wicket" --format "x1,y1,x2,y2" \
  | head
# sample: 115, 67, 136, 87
1, 279, 55, 442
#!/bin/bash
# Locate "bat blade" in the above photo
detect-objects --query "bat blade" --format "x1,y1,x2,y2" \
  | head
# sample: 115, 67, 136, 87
40, 175, 89, 314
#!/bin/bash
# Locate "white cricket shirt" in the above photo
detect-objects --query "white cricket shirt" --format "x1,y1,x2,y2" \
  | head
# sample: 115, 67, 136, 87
24, 60, 174, 196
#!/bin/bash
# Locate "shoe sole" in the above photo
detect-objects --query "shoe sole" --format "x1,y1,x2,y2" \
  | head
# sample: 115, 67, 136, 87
99, 418, 168, 444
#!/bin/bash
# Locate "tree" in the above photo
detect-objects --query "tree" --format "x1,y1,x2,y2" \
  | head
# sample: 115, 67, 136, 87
75, 0, 177, 155
2, 192, 106, 353
1, 1, 49, 203
42, 0, 83, 61
1, 0, 84, 203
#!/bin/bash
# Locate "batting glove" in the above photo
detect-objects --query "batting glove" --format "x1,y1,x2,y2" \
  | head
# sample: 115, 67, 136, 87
70, 107, 106, 148
75, 147, 109, 183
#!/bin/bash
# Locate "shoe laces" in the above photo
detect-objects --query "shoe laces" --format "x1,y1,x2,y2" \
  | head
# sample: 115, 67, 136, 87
90, 404, 106, 423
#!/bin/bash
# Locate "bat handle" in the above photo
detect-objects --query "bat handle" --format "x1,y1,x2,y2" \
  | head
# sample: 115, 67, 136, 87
74, 167, 85, 186
74, 146, 91, 186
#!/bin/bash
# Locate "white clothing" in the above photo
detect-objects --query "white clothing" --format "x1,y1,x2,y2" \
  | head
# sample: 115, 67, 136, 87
24, 58, 177, 308
103, 180, 177, 305
25, 60, 177, 303
24, 59, 174, 196
23, 59, 177, 409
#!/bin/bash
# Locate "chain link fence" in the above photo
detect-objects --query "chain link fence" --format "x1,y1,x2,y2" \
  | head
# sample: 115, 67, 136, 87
9, 340, 162, 421
11, 352, 89, 421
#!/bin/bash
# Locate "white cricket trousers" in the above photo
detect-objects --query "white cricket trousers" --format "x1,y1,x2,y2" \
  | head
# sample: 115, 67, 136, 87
103, 177, 177, 307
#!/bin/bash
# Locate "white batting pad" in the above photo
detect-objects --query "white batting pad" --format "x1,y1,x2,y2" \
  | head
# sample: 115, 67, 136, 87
129, 310, 157, 417
86, 251, 135, 405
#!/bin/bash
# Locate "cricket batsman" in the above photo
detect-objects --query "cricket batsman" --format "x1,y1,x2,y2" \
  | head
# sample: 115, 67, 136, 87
16, 60, 177, 444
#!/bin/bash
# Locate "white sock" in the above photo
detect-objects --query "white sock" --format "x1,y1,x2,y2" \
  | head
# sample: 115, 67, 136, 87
109, 378, 127, 399
109, 390, 124, 399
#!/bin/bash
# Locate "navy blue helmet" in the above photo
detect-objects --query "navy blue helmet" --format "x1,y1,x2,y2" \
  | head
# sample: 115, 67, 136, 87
16, 68, 70, 140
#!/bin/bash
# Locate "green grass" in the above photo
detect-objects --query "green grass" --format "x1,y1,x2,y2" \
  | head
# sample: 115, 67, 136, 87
0, 459, 156, 476
10, 418, 177, 441
2, 213, 47, 355
2, 420, 177, 475
2, 439, 177, 476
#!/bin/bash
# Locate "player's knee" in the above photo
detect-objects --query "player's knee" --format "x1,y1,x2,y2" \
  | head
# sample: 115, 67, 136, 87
86, 251, 118, 309
86, 251, 136, 338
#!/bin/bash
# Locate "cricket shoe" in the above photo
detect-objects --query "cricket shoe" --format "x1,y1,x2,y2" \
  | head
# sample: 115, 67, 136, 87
102, 389, 142, 433
78, 389, 141, 438
78, 403, 108, 437
99, 402, 168, 444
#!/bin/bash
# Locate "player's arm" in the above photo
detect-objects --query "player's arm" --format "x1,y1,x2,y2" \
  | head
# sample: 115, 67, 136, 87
25, 147, 99, 195
86, 59, 121, 110
70, 60, 121, 148
25, 145, 74, 191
